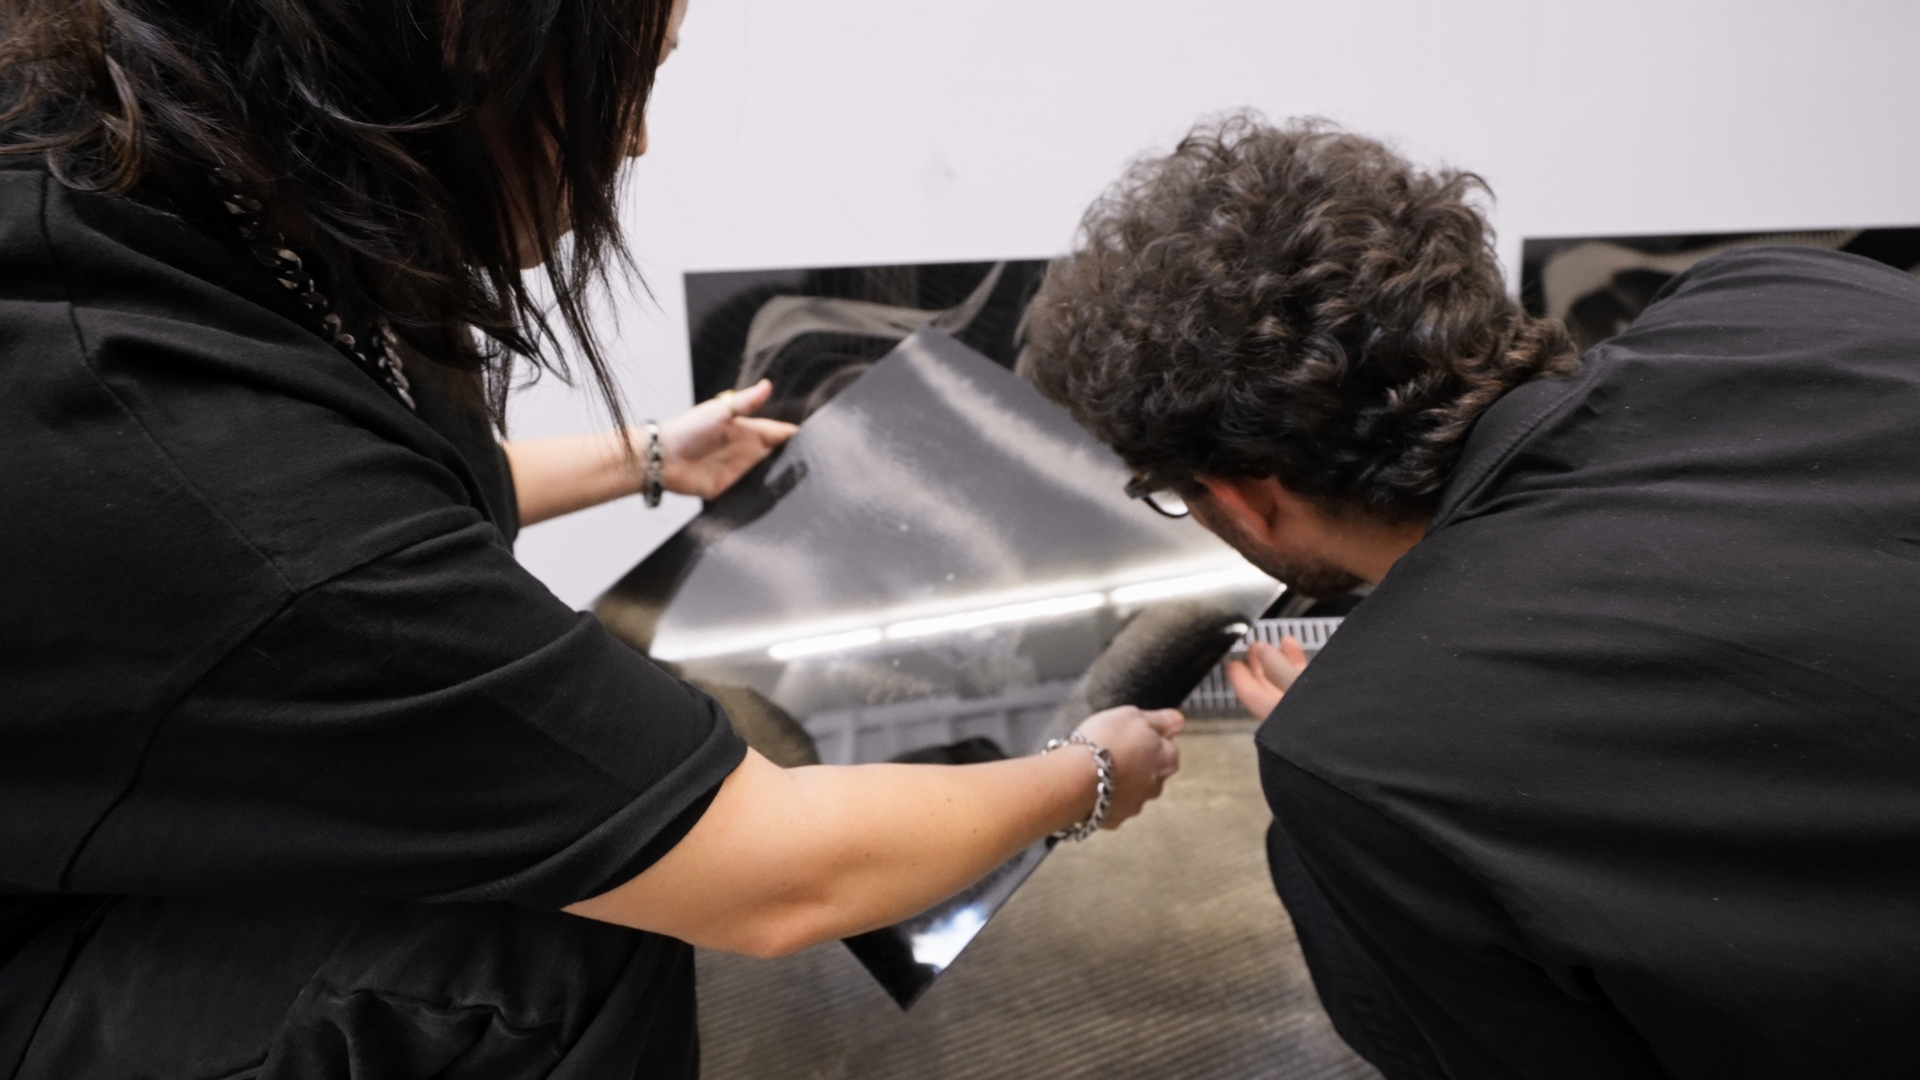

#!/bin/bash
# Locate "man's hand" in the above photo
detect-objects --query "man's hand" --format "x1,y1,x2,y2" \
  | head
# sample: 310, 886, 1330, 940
1225, 636, 1309, 719
659, 379, 797, 499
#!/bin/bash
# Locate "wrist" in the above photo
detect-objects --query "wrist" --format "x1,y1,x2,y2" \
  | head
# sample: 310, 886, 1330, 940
639, 421, 665, 507
613, 427, 646, 494
1041, 733, 1113, 842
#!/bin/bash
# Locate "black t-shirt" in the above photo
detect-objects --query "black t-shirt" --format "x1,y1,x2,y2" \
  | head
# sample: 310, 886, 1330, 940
1259, 247, 1920, 1077
0, 161, 745, 912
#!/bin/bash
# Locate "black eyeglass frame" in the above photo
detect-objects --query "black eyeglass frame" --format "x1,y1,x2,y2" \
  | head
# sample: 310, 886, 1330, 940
1124, 475, 1192, 519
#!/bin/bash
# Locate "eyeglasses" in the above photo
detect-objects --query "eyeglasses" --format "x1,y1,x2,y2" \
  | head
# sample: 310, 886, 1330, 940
1124, 475, 1191, 518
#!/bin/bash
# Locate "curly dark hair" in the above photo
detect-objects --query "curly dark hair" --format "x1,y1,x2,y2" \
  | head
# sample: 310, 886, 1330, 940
0, 0, 677, 429
1021, 115, 1578, 522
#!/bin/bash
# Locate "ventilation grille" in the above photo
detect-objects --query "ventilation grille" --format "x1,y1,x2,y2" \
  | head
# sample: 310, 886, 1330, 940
1183, 617, 1346, 718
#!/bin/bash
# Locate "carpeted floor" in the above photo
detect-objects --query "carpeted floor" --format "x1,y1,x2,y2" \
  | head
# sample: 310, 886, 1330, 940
695, 719, 1382, 1080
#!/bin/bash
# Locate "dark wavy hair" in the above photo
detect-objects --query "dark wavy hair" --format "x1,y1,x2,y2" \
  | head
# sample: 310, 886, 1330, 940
1021, 115, 1578, 522
0, 0, 676, 428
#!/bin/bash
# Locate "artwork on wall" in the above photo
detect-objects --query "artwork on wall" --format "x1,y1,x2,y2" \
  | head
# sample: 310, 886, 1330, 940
1521, 226, 1920, 353
596, 263, 1278, 1007
682, 258, 1053, 423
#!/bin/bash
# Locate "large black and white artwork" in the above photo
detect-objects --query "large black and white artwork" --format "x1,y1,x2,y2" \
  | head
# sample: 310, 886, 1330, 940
682, 258, 1052, 421
1522, 226, 1920, 353
595, 261, 1279, 1007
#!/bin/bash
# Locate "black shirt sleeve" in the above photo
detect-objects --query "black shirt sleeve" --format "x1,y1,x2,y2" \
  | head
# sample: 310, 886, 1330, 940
0, 164, 745, 910
66, 517, 746, 909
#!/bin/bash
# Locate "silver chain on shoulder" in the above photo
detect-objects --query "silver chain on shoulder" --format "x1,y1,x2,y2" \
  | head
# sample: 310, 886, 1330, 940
207, 169, 415, 411
1042, 730, 1115, 842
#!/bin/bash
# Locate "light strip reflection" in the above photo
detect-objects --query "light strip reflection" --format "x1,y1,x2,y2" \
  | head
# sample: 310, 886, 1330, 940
754, 566, 1276, 662
886, 592, 1105, 640
768, 628, 884, 661
1109, 567, 1273, 605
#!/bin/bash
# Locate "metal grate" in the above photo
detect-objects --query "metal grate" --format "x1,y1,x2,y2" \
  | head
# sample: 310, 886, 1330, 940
1183, 617, 1346, 718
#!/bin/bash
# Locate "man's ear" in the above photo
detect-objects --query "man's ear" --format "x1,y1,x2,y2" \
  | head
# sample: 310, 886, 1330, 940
1195, 474, 1284, 544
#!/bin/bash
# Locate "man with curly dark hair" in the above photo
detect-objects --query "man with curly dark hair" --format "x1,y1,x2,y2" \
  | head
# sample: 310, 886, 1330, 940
1023, 115, 1920, 1079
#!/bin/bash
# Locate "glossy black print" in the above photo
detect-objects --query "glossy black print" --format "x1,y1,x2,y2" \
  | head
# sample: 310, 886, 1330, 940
597, 328, 1278, 1007
1521, 226, 1920, 353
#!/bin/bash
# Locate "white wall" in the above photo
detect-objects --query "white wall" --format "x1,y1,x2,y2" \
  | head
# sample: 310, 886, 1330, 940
510, 0, 1920, 609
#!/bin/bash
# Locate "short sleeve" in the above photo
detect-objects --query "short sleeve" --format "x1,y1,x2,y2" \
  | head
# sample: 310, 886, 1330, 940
65, 520, 747, 909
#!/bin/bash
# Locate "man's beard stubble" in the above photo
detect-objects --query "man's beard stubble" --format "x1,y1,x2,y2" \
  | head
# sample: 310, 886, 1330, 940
1195, 501, 1365, 602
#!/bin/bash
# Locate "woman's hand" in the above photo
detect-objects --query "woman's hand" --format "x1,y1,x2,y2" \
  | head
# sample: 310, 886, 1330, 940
658, 379, 797, 499
501, 380, 798, 526
1075, 705, 1184, 830
1225, 636, 1309, 719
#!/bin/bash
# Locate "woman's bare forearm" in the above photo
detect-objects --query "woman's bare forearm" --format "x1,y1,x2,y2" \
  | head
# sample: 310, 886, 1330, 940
500, 431, 642, 527
502, 381, 795, 527
565, 747, 1099, 958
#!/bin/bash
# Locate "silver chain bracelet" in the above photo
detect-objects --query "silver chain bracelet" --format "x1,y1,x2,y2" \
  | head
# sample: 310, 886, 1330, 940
642, 421, 665, 508
1042, 730, 1114, 842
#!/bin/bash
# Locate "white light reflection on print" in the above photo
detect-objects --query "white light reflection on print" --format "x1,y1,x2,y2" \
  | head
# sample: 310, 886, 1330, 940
885, 592, 1105, 640
649, 560, 1277, 664
908, 904, 988, 972
767, 628, 885, 661
1109, 566, 1276, 606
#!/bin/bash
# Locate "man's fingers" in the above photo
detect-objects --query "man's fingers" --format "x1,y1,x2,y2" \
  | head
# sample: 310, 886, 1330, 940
1226, 659, 1283, 719
1227, 656, 1276, 694
1145, 708, 1185, 737
1281, 635, 1309, 670
1251, 638, 1307, 692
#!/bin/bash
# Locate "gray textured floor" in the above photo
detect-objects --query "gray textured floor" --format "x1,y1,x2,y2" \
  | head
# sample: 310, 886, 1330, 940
696, 720, 1382, 1080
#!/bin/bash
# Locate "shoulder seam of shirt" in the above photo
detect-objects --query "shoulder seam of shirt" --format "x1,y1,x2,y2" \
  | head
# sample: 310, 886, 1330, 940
280, 527, 727, 804
1428, 359, 1610, 532
37, 173, 312, 891
55, 590, 306, 892
71, 526, 701, 889
39, 174, 297, 598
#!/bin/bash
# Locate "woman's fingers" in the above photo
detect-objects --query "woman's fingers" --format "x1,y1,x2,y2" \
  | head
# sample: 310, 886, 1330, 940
1156, 737, 1181, 780
667, 381, 779, 456
728, 378, 775, 414
1074, 705, 1184, 830
657, 384, 799, 498
736, 416, 798, 446
1145, 707, 1185, 738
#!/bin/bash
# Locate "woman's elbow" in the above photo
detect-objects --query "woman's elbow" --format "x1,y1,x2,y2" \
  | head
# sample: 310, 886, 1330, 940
727, 901, 851, 959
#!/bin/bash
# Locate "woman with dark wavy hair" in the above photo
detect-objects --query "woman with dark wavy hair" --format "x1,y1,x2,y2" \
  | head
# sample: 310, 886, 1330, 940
0, 2, 1182, 1075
